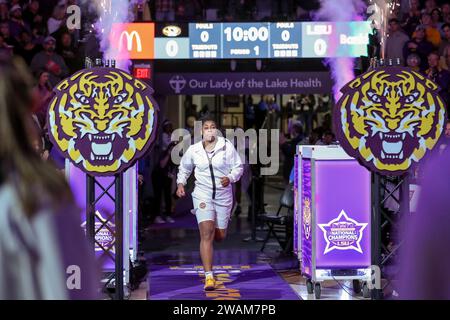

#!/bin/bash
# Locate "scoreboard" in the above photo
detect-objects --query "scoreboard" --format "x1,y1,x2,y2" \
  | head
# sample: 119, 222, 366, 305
111, 21, 372, 60
189, 23, 221, 58
221, 23, 270, 58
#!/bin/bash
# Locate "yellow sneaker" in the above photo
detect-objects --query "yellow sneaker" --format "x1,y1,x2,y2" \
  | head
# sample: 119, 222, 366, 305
204, 276, 216, 291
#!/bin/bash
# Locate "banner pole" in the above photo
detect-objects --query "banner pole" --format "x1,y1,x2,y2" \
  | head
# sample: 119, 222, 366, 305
371, 172, 383, 299
86, 175, 96, 253
115, 174, 124, 300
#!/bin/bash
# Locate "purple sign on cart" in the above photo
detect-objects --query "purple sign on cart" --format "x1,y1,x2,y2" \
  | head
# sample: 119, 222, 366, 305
315, 160, 371, 269
293, 155, 299, 255
301, 159, 312, 277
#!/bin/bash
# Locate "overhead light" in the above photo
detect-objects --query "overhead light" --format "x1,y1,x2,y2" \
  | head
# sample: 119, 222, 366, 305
230, 59, 237, 71
256, 59, 262, 71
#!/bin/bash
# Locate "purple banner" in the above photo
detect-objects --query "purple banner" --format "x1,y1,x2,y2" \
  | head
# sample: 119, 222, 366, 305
154, 72, 332, 95
301, 159, 312, 277
293, 155, 299, 255
315, 160, 371, 269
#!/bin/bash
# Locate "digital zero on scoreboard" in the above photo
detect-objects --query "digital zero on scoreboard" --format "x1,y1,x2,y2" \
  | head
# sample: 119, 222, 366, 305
222, 22, 270, 59
189, 23, 221, 58
269, 22, 302, 58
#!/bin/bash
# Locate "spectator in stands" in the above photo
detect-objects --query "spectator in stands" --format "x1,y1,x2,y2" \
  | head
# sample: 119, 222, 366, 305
421, 12, 441, 48
39, 0, 60, 22
255, 95, 268, 130
255, 0, 273, 21
280, 121, 303, 183
435, 119, 450, 154
155, 0, 175, 21
298, 94, 315, 136
8, 4, 30, 41
422, 0, 437, 15
30, 36, 69, 87
30, 71, 52, 160
316, 130, 337, 146
199, 104, 210, 119
403, 24, 434, 71
398, 0, 411, 22
225, 0, 254, 21
23, 0, 43, 31
431, 8, 444, 36
152, 140, 177, 224
244, 95, 255, 129
174, 2, 186, 21
299, 128, 321, 146
267, 95, 280, 129
178, 0, 203, 21
442, 3, 450, 24
439, 23, 450, 56
47, 4, 66, 35
31, 21, 46, 46
0, 0, 8, 21
14, 30, 40, 65
406, 52, 421, 71
56, 31, 81, 73
402, 0, 422, 36
33, 70, 53, 128
1, 21, 18, 48
160, 119, 173, 152
0, 33, 12, 57
386, 18, 410, 64
425, 51, 450, 108
442, 44, 450, 70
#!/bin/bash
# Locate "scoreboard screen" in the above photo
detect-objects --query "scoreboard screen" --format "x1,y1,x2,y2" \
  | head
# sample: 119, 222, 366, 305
270, 22, 302, 58
111, 21, 372, 60
189, 23, 221, 58
221, 23, 270, 58
301, 21, 373, 58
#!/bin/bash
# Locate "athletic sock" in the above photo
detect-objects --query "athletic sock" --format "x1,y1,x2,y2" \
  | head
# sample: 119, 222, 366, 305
205, 271, 214, 279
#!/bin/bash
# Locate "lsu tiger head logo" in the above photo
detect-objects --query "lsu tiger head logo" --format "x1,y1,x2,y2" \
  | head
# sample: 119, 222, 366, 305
334, 67, 446, 175
48, 68, 159, 176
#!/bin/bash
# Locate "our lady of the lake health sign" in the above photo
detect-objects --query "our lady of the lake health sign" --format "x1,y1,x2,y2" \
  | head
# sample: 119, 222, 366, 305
157, 72, 331, 95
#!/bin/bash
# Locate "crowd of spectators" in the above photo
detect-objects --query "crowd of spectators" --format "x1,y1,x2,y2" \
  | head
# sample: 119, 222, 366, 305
385, 0, 450, 107
1, 0, 449, 226
0, 0, 83, 164
150, 0, 317, 22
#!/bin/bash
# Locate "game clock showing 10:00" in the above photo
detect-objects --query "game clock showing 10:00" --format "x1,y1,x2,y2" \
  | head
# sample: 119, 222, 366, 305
223, 23, 269, 57
188, 22, 302, 59
222, 23, 270, 58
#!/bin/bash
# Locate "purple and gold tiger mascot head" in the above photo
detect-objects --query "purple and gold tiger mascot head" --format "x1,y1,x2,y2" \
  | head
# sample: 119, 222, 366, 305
48, 68, 159, 175
334, 67, 446, 175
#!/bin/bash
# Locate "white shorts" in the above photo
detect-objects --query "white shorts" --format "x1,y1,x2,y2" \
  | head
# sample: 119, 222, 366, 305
191, 196, 233, 229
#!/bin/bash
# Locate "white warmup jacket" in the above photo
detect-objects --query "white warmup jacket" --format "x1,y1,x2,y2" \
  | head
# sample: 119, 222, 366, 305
177, 137, 244, 201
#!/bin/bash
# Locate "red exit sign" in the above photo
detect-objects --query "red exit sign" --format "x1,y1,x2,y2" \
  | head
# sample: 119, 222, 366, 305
133, 66, 151, 79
